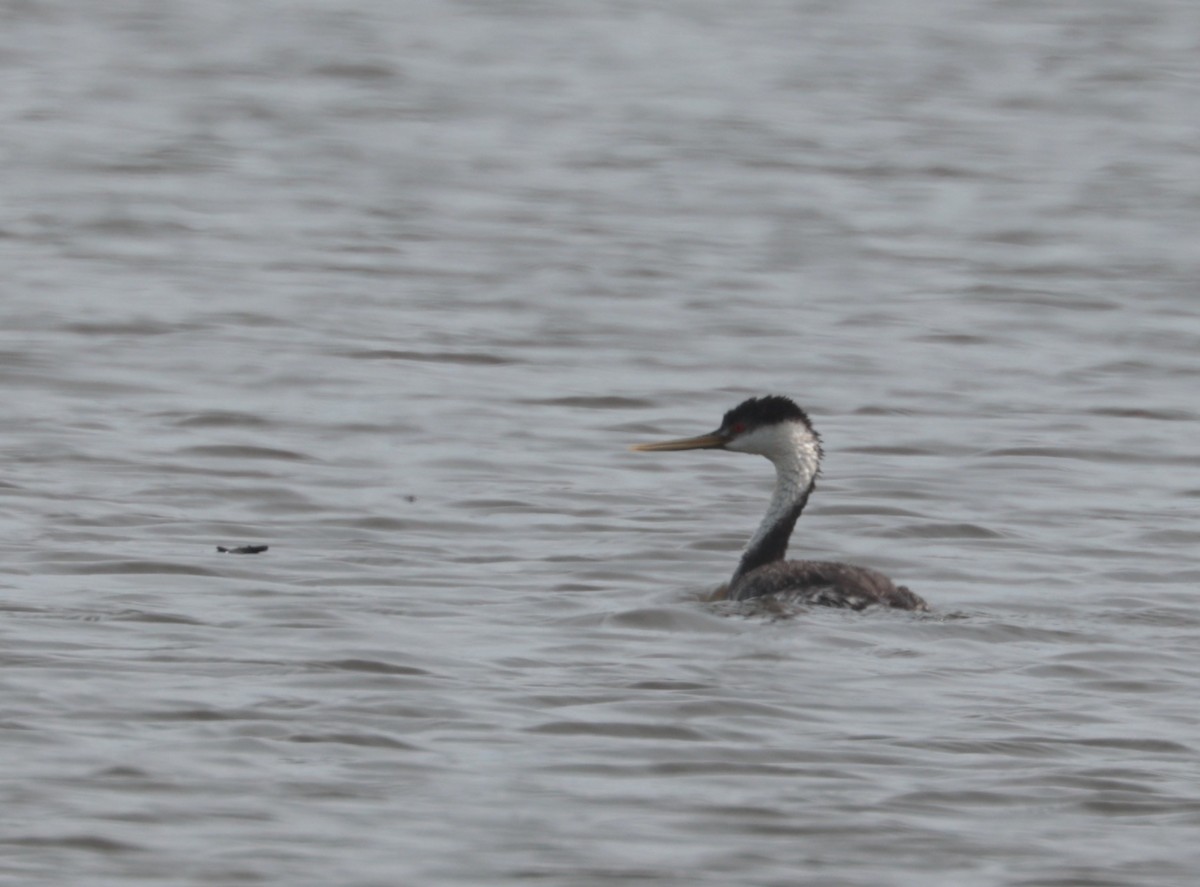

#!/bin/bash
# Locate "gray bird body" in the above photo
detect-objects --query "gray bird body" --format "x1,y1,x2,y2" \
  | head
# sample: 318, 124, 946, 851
731, 559, 927, 611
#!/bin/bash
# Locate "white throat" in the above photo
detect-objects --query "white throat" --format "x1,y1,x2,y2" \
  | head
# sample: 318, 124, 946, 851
728, 422, 821, 562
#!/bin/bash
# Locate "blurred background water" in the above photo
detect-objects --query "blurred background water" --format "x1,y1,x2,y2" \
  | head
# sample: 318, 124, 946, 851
2, 1, 1199, 885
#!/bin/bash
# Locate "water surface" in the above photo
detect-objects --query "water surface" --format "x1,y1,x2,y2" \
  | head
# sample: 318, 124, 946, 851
2, 1, 1199, 885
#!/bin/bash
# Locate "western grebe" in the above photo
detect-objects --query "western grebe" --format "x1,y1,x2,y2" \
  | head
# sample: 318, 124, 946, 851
632, 395, 928, 611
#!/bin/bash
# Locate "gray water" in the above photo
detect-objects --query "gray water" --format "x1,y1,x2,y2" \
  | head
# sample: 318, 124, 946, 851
3, 1, 1200, 885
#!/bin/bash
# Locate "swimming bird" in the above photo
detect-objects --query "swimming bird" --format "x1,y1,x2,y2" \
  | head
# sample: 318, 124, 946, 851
632, 395, 927, 611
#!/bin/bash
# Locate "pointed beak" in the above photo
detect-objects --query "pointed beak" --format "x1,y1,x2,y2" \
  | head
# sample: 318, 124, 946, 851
630, 431, 728, 452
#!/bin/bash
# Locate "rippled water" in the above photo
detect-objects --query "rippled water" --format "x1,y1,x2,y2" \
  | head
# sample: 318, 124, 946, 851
3, 1, 1200, 885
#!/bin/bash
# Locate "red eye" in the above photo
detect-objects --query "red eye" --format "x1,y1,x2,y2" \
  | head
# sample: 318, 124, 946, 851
731, 422, 746, 435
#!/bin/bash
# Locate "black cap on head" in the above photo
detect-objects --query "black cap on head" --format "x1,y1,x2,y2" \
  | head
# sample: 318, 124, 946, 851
719, 395, 813, 436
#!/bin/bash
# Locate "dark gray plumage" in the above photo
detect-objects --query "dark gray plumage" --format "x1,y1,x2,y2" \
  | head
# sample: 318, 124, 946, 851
730, 559, 927, 611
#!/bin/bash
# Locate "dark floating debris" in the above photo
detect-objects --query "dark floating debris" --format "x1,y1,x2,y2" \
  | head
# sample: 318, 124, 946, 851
217, 545, 269, 555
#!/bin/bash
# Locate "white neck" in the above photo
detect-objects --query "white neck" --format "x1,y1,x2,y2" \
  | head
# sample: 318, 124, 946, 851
728, 422, 821, 581
748, 457, 814, 547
